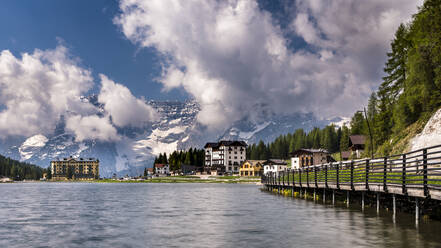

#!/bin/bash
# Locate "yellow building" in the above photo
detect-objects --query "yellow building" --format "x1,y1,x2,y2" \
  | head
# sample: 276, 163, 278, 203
51, 157, 99, 180
240, 160, 265, 177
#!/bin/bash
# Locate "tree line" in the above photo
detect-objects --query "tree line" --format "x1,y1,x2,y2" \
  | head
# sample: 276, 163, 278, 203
0, 154, 48, 180
152, 148, 205, 172
349, 0, 441, 156
246, 125, 351, 160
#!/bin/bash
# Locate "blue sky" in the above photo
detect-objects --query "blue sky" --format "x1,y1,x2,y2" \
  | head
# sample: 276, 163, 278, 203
0, 0, 306, 102
0, 0, 185, 101
0, 0, 422, 139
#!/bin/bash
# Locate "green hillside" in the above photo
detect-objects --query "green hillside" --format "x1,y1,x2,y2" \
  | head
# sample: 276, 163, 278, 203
0, 154, 47, 180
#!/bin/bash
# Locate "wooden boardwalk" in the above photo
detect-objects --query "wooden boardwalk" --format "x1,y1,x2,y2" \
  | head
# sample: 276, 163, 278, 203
262, 144, 441, 220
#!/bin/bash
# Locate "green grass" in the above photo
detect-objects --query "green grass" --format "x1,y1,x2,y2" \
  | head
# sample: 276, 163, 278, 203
271, 165, 441, 186
209, 176, 240, 179
93, 176, 260, 184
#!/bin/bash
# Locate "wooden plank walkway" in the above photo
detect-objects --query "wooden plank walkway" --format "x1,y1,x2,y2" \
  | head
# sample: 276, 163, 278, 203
262, 144, 441, 201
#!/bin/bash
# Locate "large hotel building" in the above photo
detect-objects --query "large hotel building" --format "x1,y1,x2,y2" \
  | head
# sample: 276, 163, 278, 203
51, 157, 99, 180
204, 140, 247, 175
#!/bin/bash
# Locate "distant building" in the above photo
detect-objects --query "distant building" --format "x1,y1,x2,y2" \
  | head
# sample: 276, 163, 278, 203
240, 160, 265, 177
181, 164, 201, 175
263, 159, 287, 176
341, 151, 351, 161
204, 140, 247, 175
51, 157, 99, 180
147, 168, 154, 176
290, 148, 335, 169
349, 135, 366, 159
154, 164, 169, 175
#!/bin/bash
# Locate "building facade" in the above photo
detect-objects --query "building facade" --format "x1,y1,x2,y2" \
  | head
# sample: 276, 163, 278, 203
204, 140, 247, 175
349, 135, 366, 159
154, 164, 170, 175
51, 157, 99, 180
290, 148, 335, 169
263, 159, 288, 176
240, 160, 265, 177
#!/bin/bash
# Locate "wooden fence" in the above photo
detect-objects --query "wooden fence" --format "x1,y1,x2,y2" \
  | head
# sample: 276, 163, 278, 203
262, 144, 441, 200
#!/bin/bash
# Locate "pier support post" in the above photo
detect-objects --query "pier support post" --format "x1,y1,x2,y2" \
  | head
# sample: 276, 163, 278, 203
377, 193, 380, 214
323, 189, 326, 204
362, 192, 365, 211
347, 191, 350, 208
416, 198, 419, 223
332, 190, 335, 205
314, 189, 316, 202
304, 189, 307, 200
393, 194, 396, 216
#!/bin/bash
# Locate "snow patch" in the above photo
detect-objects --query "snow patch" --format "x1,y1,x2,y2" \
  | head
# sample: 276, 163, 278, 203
19, 134, 48, 160
411, 108, 441, 151
239, 122, 271, 140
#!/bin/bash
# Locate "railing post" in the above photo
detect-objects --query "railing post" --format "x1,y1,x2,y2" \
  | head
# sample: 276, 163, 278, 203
282, 170, 285, 187
350, 161, 354, 190
365, 159, 370, 190
306, 166, 310, 188
383, 157, 388, 192
278, 173, 280, 186
423, 149, 429, 197
314, 166, 318, 188
292, 169, 296, 187
336, 162, 340, 189
402, 154, 407, 195
325, 164, 328, 188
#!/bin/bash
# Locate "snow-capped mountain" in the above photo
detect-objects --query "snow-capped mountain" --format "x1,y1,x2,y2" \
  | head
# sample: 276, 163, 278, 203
220, 113, 332, 144
0, 99, 337, 177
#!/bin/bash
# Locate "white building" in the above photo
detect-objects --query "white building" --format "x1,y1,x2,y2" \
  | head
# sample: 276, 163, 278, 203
204, 140, 247, 175
263, 159, 288, 176
154, 164, 169, 175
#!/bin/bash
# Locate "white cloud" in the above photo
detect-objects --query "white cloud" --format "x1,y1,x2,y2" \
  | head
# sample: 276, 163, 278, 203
0, 45, 158, 141
98, 74, 158, 128
115, 0, 422, 129
66, 115, 119, 142
0, 46, 96, 137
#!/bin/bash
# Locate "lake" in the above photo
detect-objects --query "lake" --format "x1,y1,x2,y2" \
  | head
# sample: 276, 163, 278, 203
0, 183, 440, 247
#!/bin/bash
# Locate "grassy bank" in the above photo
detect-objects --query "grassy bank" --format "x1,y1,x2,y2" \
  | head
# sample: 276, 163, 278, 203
93, 176, 261, 184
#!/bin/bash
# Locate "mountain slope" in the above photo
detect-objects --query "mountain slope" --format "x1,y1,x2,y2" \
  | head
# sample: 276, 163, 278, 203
0, 99, 335, 176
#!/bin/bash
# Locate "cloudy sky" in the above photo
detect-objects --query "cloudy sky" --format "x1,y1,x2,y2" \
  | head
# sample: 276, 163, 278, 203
0, 0, 423, 140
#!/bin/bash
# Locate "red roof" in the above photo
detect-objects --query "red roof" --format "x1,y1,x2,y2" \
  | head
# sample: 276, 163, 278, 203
154, 164, 167, 168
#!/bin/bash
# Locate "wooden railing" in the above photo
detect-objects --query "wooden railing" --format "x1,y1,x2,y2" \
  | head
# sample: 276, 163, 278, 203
262, 144, 441, 200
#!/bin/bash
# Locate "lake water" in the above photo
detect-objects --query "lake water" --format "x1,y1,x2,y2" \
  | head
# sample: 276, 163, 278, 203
0, 183, 440, 248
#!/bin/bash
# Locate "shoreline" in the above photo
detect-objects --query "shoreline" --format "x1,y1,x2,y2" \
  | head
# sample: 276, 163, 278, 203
3, 176, 262, 185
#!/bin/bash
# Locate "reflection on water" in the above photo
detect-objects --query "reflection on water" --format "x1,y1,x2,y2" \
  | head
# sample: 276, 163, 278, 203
0, 183, 440, 248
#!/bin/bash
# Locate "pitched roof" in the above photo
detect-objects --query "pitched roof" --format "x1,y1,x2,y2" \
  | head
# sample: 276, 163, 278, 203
204, 140, 247, 148
349, 135, 366, 145
291, 148, 330, 156
219, 140, 247, 147
204, 142, 219, 148
154, 163, 167, 168
263, 159, 287, 165
243, 160, 266, 167
341, 151, 351, 158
